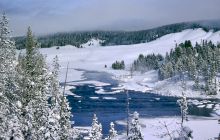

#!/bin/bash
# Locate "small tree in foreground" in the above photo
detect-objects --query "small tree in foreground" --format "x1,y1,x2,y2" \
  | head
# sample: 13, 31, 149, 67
106, 122, 118, 140
176, 87, 193, 140
90, 114, 103, 140
128, 111, 144, 140
177, 92, 188, 126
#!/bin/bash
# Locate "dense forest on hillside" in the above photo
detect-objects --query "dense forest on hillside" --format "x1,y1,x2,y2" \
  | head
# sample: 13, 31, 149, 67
14, 22, 220, 49
131, 40, 220, 95
159, 40, 220, 95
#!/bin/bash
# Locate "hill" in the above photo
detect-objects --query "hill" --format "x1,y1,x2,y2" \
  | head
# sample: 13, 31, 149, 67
14, 20, 220, 49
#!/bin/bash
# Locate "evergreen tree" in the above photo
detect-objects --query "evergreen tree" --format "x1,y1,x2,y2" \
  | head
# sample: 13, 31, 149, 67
106, 122, 118, 140
177, 91, 188, 126
17, 27, 51, 139
59, 96, 72, 140
89, 114, 103, 140
50, 56, 76, 139
128, 112, 143, 140
45, 55, 62, 139
0, 13, 23, 139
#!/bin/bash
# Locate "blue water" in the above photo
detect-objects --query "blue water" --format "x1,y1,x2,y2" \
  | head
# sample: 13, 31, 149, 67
65, 70, 217, 135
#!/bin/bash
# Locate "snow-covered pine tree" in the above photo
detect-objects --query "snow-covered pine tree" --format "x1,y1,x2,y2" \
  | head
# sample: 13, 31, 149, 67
0, 13, 23, 139
106, 122, 118, 140
56, 61, 74, 140
176, 85, 193, 140
48, 56, 75, 139
17, 27, 51, 139
188, 55, 196, 80
45, 55, 62, 139
89, 114, 103, 140
128, 111, 143, 140
177, 92, 188, 126
165, 62, 174, 78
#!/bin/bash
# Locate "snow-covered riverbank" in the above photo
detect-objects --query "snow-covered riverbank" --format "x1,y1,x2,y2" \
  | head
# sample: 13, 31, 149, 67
37, 28, 220, 99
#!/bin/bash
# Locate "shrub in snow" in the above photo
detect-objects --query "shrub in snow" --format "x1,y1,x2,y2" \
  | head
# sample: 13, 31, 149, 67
106, 122, 118, 140
177, 92, 188, 126
89, 114, 103, 140
112, 60, 125, 70
176, 91, 193, 140
174, 126, 193, 140
128, 112, 144, 140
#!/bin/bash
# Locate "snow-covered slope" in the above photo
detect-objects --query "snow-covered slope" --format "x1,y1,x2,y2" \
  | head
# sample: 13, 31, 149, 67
81, 38, 103, 48
41, 29, 219, 78
39, 28, 220, 97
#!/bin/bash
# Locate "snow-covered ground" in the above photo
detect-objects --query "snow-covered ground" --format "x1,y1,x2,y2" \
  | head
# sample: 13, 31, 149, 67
39, 28, 220, 98
114, 115, 220, 140
73, 116, 220, 140
132, 116, 220, 140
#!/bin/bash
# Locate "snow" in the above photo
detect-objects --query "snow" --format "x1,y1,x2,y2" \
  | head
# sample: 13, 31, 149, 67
81, 38, 103, 48
74, 95, 82, 98
95, 88, 123, 94
70, 80, 110, 87
206, 104, 214, 109
188, 99, 203, 106
215, 110, 220, 116
197, 105, 206, 108
89, 97, 99, 100
102, 97, 117, 100
116, 116, 220, 140
38, 29, 220, 98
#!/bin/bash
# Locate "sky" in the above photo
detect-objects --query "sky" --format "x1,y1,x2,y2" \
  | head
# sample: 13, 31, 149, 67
1, 0, 220, 36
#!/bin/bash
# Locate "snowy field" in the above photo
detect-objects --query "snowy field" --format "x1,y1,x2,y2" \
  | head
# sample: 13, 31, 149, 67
142, 116, 220, 140
116, 116, 220, 140
71, 116, 220, 140
37, 28, 220, 98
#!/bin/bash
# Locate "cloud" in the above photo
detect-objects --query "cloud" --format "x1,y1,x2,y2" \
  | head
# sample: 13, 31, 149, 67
1, 0, 220, 36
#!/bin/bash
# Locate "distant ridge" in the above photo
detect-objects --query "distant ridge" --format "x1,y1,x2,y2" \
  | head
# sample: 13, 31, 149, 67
14, 19, 220, 49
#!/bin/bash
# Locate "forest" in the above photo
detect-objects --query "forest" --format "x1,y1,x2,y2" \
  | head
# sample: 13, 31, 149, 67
14, 22, 220, 49
130, 40, 220, 95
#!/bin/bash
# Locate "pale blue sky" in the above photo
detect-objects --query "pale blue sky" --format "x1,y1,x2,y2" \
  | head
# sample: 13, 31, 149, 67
1, 0, 220, 36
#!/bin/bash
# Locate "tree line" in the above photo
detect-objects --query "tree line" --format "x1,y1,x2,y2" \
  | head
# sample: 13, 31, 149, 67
159, 40, 220, 95
112, 60, 125, 70
14, 22, 219, 49
132, 54, 163, 72
129, 40, 220, 95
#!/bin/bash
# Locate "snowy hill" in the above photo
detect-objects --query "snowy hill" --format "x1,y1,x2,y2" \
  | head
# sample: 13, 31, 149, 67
81, 38, 103, 48
40, 28, 220, 97
14, 20, 220, 49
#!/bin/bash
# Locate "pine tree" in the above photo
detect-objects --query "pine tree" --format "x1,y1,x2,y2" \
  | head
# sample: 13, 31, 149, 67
128, 112, 143, 140
45, 55, 62, 139
0, 13, 23, 139
17, 27, 51, 139
177, 92, 188, 126
165, 62, 174, 78
48, 56, 76, 139
176, 84, 193, 140
59, 96, 72, 140
89, 114, 103, 140
106, 122, 118, 140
